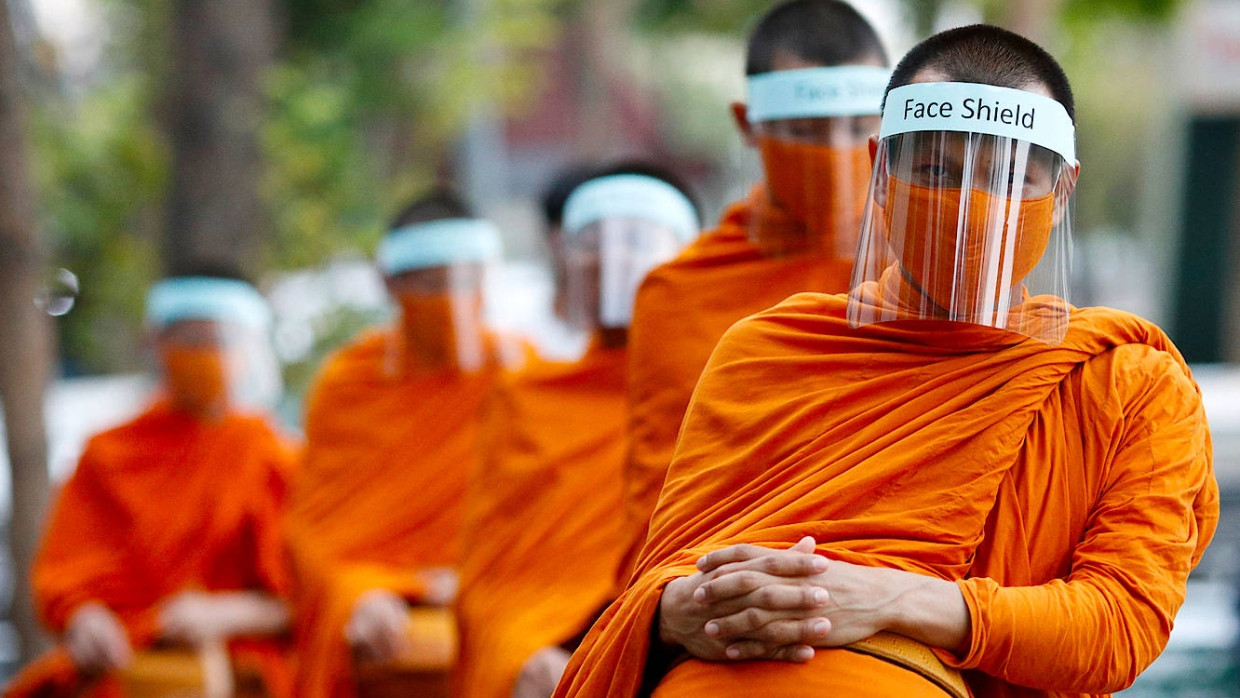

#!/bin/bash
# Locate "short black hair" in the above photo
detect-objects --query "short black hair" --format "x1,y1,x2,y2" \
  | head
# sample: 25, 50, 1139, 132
595, 160, 702, 223
166, 262, 252, 286
885, 24, 1075, 122
540, 165, 599, 228
746, 0, 887, 76
388, 188, 473, 232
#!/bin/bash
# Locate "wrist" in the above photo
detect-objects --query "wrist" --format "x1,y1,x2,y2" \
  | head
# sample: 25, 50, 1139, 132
888, 577, 971, 655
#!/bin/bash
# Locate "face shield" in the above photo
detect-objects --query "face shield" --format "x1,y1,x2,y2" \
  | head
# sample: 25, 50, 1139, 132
561, 174, 700, 331
743, 66, 890, 257
847, 82, 1078, 344
145, 277, 281, 414
376, 218, 503, 375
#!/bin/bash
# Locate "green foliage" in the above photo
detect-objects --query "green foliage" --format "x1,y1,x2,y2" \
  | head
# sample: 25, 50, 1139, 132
30, 77, 166, 374
1062, 0, 1182, 27
634, 0, 772, 34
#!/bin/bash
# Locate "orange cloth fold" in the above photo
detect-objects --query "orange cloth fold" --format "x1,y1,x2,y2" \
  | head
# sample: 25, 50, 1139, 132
6, 403, 297, 698
453, 341, 630, 698
557, 290, 1216, 697
285, 329, 501, 698
623, 189, 854, 579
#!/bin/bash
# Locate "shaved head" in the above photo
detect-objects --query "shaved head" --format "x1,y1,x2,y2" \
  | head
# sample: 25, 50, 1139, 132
746, 0, 887, 76
885, 24, 1075, 122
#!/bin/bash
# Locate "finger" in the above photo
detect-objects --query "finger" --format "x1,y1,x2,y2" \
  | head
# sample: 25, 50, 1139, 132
701, 583, 828, 618
703, 553, 828, 587
696, 563, 827, 604
697, 545, 780, 573
723, 640, 816, 662
712, 614, 831, 644
789, 536, 817, 554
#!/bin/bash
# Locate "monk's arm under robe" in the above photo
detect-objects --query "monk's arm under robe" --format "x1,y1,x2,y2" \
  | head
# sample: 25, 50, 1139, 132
32, 444, 136, 633
952, 346, 1219, 693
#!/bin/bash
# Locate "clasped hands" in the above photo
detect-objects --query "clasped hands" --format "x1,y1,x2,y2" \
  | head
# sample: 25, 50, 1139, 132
657, 536, 954, 664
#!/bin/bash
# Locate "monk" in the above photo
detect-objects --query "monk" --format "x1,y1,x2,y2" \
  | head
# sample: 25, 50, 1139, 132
6, 271, 296, 698
623, 0, 891, 572
557, 25, 1219, 698
285, 191, 513, 698
453, 165, 700, 698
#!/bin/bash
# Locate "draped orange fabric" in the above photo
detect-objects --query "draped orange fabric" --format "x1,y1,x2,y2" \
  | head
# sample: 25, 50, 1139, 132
285, 329, 501, 698
557, 287, 1217, 697
624, 189, 854, 572
453, 341, 630, 698
6, 403, 297, 698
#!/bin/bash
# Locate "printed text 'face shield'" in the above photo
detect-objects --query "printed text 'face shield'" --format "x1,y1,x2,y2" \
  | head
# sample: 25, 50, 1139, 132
848, 82, 1078, 344
146, 277, 281, 413
743, 66, 889, 257
377, 218, 504, 375
561, 175, 699, 331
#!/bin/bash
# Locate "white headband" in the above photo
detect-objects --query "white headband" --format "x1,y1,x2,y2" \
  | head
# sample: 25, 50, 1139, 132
562, 174, 700, 242
146, 277, 271, 330
377, 218, 503, 276
747, 66, 891, 122
880, 82, 1076, 163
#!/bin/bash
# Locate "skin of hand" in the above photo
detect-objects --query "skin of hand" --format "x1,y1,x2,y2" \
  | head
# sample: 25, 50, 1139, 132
417, 567, 460, 607
686, 537, 970, 662
64, 602, 133, 674
511, 646, 573, 698
657, 537, 830, 662
158, 590, 291, 648
345, 589, 413, 664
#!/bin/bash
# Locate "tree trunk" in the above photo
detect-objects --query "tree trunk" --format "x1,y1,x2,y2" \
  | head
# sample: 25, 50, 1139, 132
0, 0, 54, 665
163, 0, 276, 277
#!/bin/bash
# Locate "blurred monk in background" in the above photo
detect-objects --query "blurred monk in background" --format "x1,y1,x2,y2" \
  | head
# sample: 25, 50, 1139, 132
6, 270, 296, 698
453, 164, 699, 698
285, 190, 514, 698
623, 0, 891, 579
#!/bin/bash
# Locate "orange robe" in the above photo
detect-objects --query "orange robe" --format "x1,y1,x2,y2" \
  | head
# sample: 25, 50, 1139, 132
557, 287, 1217, 697
285, 329, 500, 698
624, 190, 853, 571
7, 403, 297, 698
453, 341, 630, 698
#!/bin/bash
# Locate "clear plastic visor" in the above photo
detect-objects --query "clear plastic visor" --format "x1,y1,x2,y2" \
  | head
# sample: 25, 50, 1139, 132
847, 131, 1076, 344
153, 319, 282, 413
742, 115, 880, 258
563, 218, 688, 331
384, 262, 495, 375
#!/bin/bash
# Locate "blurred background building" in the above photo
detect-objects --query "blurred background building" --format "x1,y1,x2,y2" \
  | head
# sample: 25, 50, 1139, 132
0, 0, 1238, 694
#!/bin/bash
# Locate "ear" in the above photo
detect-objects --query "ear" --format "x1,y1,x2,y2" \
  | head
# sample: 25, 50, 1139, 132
731, 102, 758, 147
868, 135, 879, 165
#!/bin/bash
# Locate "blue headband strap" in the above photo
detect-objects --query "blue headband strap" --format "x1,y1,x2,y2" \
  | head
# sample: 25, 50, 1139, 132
146, 277, 271, 330
562, 174, 700, 242
747, 66, 890, 122
377, 218, 503, 276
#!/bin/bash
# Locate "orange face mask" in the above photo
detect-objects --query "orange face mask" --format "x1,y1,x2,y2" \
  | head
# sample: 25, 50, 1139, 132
756, 136, 871, 255
162, 347, 228, 416
883, 176, 1054, 317
396, 293, 483, 372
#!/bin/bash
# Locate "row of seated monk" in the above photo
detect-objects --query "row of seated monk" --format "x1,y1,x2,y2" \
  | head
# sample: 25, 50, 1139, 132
4, 4, 1220, 698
